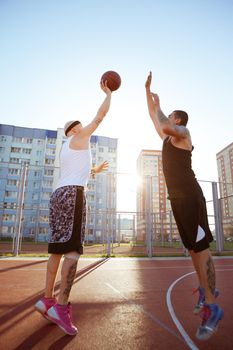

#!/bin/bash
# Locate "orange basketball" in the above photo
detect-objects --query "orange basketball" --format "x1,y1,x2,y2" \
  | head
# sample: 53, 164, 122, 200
101, 71, 121, 91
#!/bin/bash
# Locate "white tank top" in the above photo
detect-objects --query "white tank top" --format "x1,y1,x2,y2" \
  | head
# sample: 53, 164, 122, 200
55, 136, 92, 190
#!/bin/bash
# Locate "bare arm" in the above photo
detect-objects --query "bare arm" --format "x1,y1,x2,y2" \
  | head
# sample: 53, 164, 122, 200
152, 93, 189, 139
145, 72, 166, 139
81, 81, 112, 137
145, 72, 189, 140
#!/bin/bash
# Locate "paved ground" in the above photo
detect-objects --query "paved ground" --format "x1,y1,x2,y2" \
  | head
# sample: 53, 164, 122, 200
0, 257, 232, 350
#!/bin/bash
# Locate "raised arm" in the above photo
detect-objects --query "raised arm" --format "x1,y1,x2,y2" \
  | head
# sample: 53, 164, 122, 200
81, 80, 112, 137
145, 72, 166, 139
145, 72, 189, 140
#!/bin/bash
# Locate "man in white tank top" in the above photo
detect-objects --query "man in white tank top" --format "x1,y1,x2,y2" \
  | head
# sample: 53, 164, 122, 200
35, 80, 112, 335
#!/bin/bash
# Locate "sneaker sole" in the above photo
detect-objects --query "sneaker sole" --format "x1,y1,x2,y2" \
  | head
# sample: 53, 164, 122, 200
196, 309, 224, 341
46, 314, 78, 336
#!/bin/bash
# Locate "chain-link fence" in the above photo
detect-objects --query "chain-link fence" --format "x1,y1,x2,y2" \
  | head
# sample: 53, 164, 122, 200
0, 162, 233, 256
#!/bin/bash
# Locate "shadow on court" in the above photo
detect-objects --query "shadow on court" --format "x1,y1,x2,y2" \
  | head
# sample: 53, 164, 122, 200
0, 257, 232, 350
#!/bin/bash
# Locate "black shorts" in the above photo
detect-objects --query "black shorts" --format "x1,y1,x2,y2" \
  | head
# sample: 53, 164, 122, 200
48, 186, 86, 255
170, 196, 213, 252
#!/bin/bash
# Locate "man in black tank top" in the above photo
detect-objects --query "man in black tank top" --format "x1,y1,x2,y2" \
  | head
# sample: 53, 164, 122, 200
145, 72, 223, 341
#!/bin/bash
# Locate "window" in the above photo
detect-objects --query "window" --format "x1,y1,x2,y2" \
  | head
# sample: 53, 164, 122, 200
3, 202, 16, 209
12, 137, 22, 143
0, 135, 7, 142
42, 180, 53, 187
45, 158, 54, 165
7, 179, 18, 186
22, 148, 32, 154
11, 147, 21, 153
5, 191, 18, 198
42, 192, 52, 200
2, 226, 14, 234
44, 169, 54, 176
40, 215, 49, 223
33, 181, 40, 189
37, 139, 44, 145
47, 138, 56, 144
8, 168, 20, 175
34, 170, 42, 177
10, 158, 20, 164
3, 214, 16, 221
39, 228, 49, 234
45, 149, 55, 155
32, 193, 39, 200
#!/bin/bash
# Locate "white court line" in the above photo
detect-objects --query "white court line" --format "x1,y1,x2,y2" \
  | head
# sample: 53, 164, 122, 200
166, 271, 199, 350
166, 268, 233, 350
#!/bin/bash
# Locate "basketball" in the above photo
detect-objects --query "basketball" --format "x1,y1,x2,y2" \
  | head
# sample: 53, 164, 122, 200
101, 71, 121, 91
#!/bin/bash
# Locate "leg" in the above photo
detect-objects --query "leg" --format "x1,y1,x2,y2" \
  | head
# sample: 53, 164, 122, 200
189, 249, 202, 286
46, 252, 80, 336
58, 252, 80, 305
195, 248, 215, 304
45, 253, 62, 298
35, 253, 62, 318
193, 248, 223, 341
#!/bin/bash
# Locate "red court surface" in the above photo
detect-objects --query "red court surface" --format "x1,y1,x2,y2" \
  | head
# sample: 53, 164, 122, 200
0, 257, 232, 350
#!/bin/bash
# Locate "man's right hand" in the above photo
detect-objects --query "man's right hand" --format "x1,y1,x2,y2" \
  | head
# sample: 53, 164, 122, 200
145, 71, 152, 91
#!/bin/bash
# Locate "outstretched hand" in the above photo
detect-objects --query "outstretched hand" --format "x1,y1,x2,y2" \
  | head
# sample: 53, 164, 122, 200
145, 71, 152, 90
100, 79, 112, 94
93, 161, 109, 175
91, 161, 109, 179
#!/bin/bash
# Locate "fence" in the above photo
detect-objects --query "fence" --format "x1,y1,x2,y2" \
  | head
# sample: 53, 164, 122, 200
0, 162, 233, 256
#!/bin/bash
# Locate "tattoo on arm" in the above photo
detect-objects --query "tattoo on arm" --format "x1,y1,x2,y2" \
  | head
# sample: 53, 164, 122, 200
206, 257, 216, 295
157, 110, 168, 124
63, 261, 78, 300
174, 125, 189, 137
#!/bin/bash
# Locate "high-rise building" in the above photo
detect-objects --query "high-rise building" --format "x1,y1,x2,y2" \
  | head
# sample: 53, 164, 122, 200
216, 142, 233, 236
136, 150, 175, 242
0, 124, 117, 243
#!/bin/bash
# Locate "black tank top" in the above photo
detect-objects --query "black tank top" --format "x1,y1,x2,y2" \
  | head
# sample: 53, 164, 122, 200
162, 137, 203, 198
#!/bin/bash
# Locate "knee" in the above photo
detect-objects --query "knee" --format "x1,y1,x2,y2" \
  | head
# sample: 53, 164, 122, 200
64, 252, 80, 262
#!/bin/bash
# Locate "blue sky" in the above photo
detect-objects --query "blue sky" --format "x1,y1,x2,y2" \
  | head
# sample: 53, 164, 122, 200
0, 0, 233, 210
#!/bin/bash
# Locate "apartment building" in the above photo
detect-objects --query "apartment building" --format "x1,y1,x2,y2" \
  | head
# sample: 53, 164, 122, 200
136, 150, 176, 242
0, 124, 117, 243
216, 142, 233, 236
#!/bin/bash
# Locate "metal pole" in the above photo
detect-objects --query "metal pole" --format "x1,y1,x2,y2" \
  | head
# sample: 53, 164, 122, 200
145, 176, 152, 257
212, 182, 224, 253
106, 173, 111, 256
13, 163, 28, 256
118, 213, 121, 246
133, 214, 136, 245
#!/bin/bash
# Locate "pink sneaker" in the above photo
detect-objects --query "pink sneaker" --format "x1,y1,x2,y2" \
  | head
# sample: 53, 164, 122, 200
35, 296, 57, 321
47, 303, 78, 336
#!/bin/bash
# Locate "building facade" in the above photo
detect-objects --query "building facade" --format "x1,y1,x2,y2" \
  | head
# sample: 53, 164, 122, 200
0, 124, 117, 243
216, 142, 233, 237
136, 150, 177, 242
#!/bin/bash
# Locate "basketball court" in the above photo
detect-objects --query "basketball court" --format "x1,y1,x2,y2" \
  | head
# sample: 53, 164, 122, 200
0, 257, 232, 350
